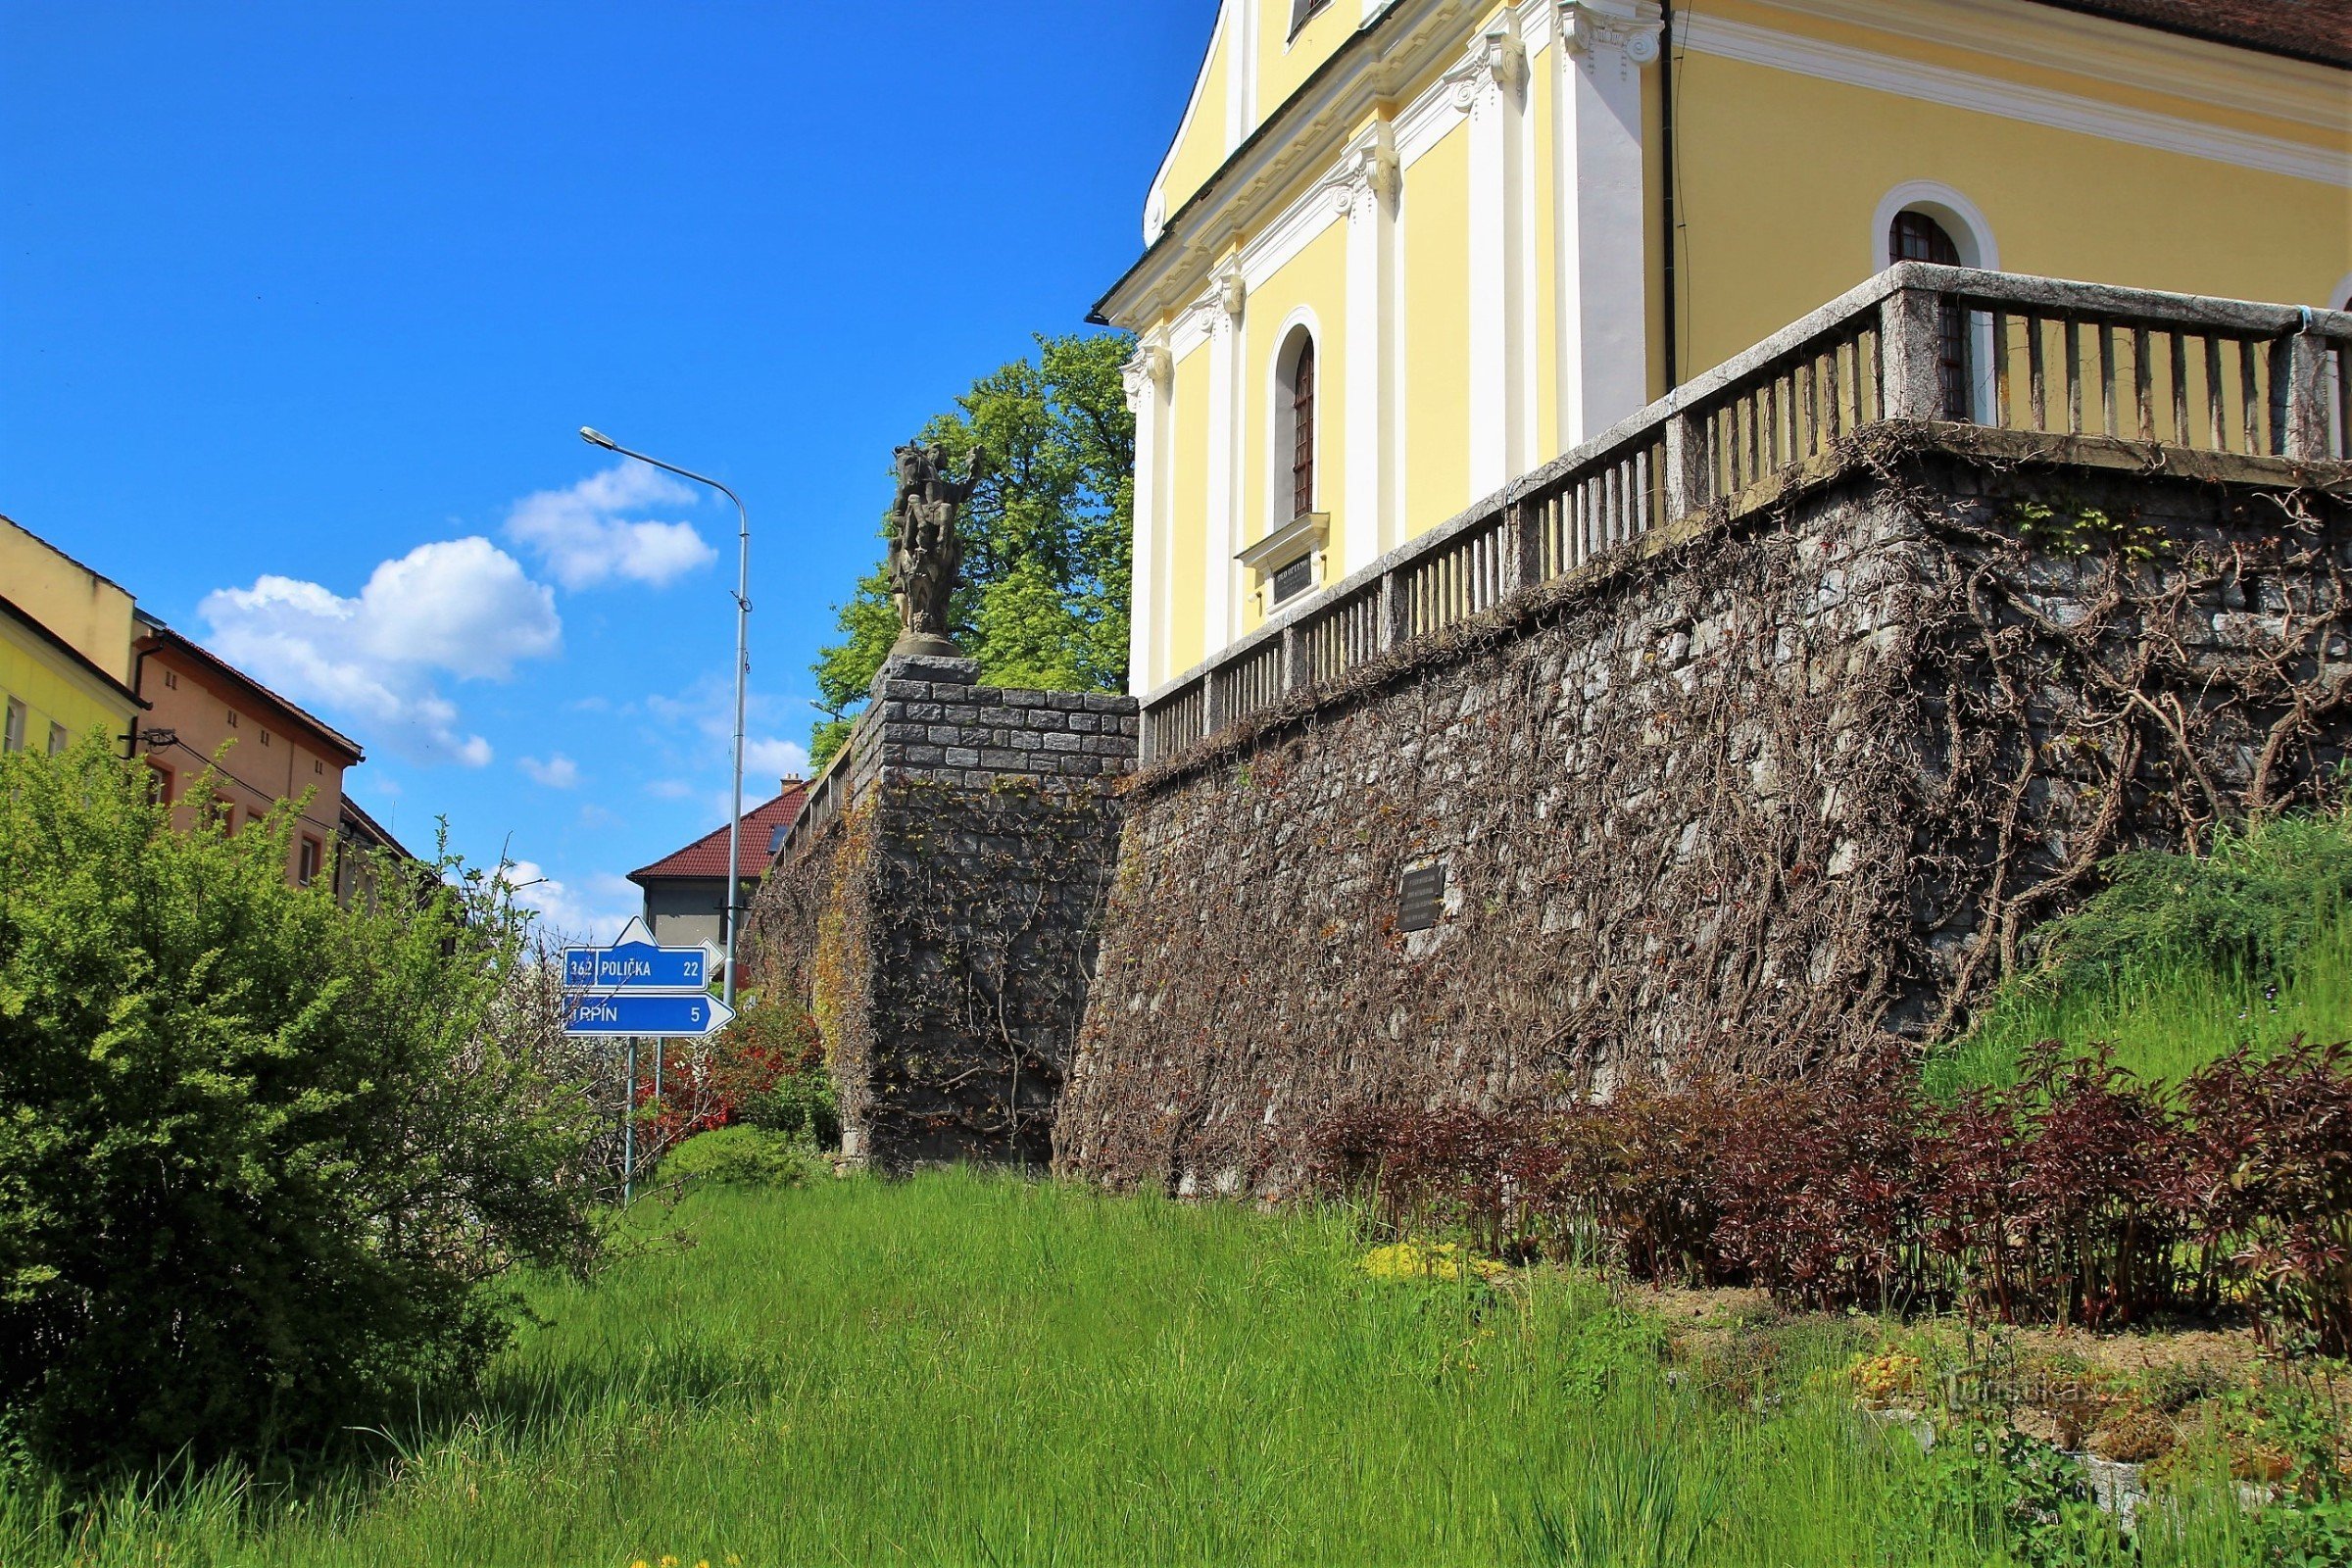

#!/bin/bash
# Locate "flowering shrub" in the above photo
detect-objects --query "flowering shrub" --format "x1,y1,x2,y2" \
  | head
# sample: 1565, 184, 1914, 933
633, 993, 837, 1159
1308, 1039, 2352, 1349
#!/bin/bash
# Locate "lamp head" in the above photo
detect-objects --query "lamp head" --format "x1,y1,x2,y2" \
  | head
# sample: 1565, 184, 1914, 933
579, 426, 616, 450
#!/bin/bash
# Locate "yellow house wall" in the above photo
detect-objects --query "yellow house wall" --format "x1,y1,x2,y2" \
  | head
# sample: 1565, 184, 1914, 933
1160, 19, 1234, 219
0, 518, 135, 683
1402, 122, 1472, 539
1672, 47, 2352, 382
1164, 341, 1213, 677
1240, 221, 1348, 628
1725, 0, 2348, 155
0, 616, 136, 755
1257, 0, 1356, 119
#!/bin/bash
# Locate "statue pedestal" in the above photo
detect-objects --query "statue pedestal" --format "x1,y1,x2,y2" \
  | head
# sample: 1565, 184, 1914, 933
887, 630, 966, 662
749, 657, 1139, 1173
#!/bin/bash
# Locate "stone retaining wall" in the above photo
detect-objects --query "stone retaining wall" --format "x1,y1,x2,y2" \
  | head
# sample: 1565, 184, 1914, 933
1053, 438, 2352, 1195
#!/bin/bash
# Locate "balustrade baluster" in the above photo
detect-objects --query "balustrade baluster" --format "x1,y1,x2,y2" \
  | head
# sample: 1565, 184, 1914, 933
2066, 318, 2084, 434
2028, 314, 2046, 430
1991, 312, 2011, 428
2169, 332, 2189, 446
2206, 335, 2230, 452
2240, 339, 2262, 455
2133, 327, 2154, 442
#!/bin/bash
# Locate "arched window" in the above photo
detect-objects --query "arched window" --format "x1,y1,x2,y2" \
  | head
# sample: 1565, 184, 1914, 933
1289, 337, 1316, 521
1890, 210, 1973, 420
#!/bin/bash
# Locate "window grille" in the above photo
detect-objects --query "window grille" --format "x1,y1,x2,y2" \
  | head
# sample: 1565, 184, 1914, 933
1291, 337, 1316, 521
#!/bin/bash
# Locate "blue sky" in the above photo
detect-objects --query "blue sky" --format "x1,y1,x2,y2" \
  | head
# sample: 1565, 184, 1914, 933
2, 0, 1207, 939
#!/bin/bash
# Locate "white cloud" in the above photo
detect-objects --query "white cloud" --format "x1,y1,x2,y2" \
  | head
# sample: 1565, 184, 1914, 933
744, 736, 811, 781
518, 754, 580, 789
645, 778, 696, 800
199, 537, 560, 767
506, 463, 717, 590
498, 859, 640, 945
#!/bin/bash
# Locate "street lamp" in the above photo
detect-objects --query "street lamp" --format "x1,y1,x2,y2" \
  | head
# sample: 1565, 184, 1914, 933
579, 426, 752, 1009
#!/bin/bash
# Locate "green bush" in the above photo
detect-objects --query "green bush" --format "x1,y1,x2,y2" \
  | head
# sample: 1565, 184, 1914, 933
2024, 805, 2352, 993
0, 737, 600, 1470
658, 1125, 819, 1188
736, 1059, 841, 1149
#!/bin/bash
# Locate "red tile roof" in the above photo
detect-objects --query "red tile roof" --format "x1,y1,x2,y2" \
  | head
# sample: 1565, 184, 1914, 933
2031, 0, 2352, 67
627, 781, 808, 883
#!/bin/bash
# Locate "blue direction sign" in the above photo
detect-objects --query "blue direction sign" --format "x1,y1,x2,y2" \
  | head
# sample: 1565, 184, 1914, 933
564, 940, 713, 992
563, 991, 736, 1038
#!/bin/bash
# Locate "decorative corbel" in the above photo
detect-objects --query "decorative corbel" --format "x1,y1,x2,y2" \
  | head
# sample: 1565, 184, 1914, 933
1319, 121, 1401, 215
1444, 16, 1529, 112
1561, 0, 1663, 76
1121, 342, 1172, 410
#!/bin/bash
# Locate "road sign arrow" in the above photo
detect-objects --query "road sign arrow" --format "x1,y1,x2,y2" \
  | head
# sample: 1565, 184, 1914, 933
562, 991, 737, 1038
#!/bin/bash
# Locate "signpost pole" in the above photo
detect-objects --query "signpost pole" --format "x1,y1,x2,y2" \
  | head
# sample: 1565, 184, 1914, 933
652, 1038, 664, 1163
623, 1036, 638, 1205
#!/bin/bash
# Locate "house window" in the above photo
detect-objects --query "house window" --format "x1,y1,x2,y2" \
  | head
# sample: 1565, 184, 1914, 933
1889, 210, 1973, 419
2, 698, 24, 753
162, 668, 177, 690
314, 759, 324, 775
259, 727, 270, 747
225, 708, 238, 729
1279, 328, 1317, 522
1289, 0, 1331, 37
299, 836, 322, 886
47, 722, 68, 756
214, 795, 236, 831
151, 764, 174, 805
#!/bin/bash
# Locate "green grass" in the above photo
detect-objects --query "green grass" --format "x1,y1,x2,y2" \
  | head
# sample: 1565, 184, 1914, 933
0, 1173, 2285, 1566
1925, 903, 2352, 1096
1925, 808, 2352, 1097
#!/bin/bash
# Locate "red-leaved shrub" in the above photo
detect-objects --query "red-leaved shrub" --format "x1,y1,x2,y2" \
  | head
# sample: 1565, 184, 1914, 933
1307, 1039, 2352, 1349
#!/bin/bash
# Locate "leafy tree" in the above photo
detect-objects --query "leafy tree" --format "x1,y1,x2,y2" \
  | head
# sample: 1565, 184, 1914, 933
0, 736, 600, 1470
809, 330, 1136, 764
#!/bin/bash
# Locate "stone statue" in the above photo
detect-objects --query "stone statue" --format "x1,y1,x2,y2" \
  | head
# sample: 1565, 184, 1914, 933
888, 441, 982, 660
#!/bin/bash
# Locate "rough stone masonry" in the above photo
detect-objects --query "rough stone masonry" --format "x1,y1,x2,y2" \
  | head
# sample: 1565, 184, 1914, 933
747, 654, 1139, 1171
1053, 431, 2352, 1197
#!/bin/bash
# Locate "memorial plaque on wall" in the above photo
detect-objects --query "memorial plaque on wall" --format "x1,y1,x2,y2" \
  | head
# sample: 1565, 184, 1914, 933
1397, 862, 1446, 933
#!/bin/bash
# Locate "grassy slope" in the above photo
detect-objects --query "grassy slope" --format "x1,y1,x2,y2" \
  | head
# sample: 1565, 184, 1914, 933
1925, 906, 2352, 1096
7, 1174, 2275, 1568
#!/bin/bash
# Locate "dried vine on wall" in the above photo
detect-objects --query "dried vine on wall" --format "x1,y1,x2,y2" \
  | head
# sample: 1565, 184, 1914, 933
1054, 434, 2351, 1197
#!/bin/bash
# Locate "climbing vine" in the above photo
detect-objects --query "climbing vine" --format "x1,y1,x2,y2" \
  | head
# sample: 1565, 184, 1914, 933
1054, 430, 2351, 1196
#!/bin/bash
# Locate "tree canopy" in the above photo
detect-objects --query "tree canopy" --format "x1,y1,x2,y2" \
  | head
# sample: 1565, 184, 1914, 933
809, 331, 1136, 764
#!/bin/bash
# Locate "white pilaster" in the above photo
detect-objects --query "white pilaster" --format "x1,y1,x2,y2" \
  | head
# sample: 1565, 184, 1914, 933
1339, 122, 1401, 571
1553, 0, 1661, 446
1122, 339, 1173, 694
1202, 271, 1247, 654
1452, 15, 1532, 499
1226, 0, 1261, 153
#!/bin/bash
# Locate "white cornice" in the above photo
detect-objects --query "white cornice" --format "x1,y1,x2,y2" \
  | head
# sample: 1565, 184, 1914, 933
1103, 0, 1484, 329
1757, 0, 2350, 133
1684, 12, 2352, 189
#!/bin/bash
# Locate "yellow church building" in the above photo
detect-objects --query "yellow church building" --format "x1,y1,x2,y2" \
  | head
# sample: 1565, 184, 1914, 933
1096, 0, 2352, 695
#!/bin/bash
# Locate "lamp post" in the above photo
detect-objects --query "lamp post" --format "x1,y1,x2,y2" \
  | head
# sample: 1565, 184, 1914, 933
579, 426, 752, 1009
